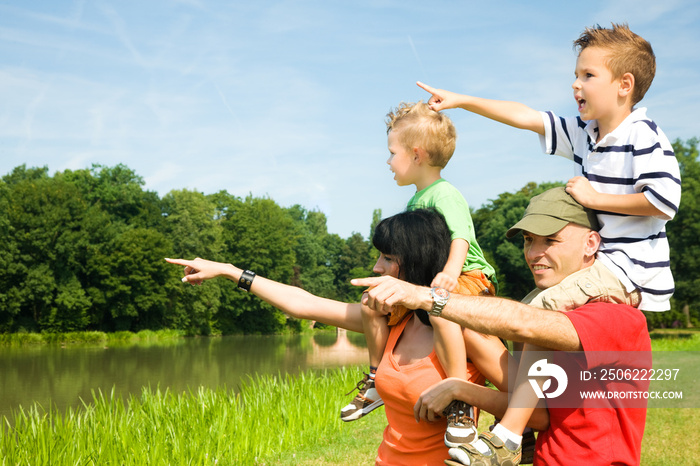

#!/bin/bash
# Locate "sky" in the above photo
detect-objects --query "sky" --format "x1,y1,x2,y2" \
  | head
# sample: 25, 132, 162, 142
1, 1, 699, 238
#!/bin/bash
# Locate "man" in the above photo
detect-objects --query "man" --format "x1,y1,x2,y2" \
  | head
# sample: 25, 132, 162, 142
352, 187, 651, 466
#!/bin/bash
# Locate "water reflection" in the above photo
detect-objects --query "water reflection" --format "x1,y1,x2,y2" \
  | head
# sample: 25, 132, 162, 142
0, 330, 367, 420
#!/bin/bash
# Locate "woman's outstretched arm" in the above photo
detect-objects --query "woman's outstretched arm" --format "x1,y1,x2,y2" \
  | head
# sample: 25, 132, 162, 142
166, 257, 364, 333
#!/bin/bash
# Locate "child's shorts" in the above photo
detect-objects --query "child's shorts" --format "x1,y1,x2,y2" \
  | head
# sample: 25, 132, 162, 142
454, 269, 496, 298
526, 259, 641, 311
388, 269, 495, 326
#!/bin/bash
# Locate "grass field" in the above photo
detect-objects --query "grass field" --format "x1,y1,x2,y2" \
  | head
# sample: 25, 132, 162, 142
0, 330, 697, 465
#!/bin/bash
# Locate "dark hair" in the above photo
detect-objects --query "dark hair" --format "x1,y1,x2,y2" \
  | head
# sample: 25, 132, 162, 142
372, 208, 451, 326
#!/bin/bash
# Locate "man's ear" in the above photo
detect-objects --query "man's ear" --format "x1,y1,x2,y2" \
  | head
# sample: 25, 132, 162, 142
618, 72, 634, 98
585, 230, 602, 259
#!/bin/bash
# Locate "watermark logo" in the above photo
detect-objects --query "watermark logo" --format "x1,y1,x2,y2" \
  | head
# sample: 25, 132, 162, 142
528, 359, 568, 399
510, 351, 694, 408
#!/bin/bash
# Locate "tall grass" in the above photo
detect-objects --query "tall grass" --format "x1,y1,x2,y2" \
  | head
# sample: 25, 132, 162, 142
0, 367, 374, 465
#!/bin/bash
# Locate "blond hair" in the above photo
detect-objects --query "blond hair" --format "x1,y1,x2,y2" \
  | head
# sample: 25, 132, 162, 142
574, 23, 655, 105
385, 102, 457, 168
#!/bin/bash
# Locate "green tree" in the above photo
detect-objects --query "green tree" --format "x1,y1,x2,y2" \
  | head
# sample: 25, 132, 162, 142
0, 178, 21, 331
39, 276, 91, 332
370, 208, 382, 241
0, 172, 95, 332
333, 232, 373, 303
0, 164, 388, 335
2, 165, 49, 185
61, 165, 171, 332
196, 193, 300, 334
98, 227, 172, 331
655, 137, 700, 328
162, 189, 224, 335
285, 206, 337, 330
63, 164, 163, 228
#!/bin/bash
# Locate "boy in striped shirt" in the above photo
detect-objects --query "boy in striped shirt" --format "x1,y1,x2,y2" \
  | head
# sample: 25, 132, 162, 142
418, 23, 680, 465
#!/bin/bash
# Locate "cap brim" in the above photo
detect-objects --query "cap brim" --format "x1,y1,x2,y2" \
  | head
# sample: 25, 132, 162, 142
506, 215, 569, 239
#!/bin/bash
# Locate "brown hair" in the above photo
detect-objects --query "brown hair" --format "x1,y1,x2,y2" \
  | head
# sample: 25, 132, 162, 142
574, 23, 655, 105
385, 102, 457, 168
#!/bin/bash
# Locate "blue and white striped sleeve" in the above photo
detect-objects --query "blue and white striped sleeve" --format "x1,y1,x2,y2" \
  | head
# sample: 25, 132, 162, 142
631, 123, 681, 220
538, 111, 585, 161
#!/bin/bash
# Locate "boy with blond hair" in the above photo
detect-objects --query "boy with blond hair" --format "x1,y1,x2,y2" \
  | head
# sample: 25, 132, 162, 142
341, 101, 498, 449
419, 23, 681, 465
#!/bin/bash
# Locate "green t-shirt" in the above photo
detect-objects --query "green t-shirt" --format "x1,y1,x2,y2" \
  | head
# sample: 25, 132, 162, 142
407, 179, 495, 278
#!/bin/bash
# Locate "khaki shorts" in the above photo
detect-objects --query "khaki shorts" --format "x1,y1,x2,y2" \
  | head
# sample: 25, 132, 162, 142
388, 269, 495, 326
526, 260, 641, 312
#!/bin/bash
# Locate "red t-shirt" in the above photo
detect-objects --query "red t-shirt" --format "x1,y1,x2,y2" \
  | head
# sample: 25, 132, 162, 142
534, 302, 651, 465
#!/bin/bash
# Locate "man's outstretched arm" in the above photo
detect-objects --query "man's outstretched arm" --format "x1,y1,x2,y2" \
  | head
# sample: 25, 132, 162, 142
352, 276, 582, 352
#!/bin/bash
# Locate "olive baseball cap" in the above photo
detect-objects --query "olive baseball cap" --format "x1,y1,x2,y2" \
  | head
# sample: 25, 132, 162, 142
506, 187, 600, 238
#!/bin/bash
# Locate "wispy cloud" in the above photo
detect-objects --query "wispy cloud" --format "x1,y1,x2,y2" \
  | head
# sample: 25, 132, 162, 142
97, 1, 147, 68
212, 82, 241, 123
22, 81, 49, 142
407, 35, 428, 83
1, 1, 698, 237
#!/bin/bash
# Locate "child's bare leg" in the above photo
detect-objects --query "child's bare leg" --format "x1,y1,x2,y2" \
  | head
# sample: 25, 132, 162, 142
457, 343, 547, 464
461, 327, 513, 393
456, 340, 543, 464
430, 316, 468, 379
339, 303, 387, 422
499, 342, 549, 434
431, 316, 475, 447
362, 303, 389, 369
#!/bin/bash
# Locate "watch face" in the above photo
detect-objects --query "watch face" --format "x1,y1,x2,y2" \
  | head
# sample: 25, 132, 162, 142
430, 287, 449, 316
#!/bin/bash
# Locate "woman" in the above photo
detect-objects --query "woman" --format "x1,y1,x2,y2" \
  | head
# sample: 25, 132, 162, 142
166, 209, 509, 465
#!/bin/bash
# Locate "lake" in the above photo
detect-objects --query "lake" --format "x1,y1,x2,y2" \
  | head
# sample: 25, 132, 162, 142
0, 330, 368, 421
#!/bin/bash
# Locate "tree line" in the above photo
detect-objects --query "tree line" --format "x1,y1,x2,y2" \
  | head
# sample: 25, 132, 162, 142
1, 138, 697, 334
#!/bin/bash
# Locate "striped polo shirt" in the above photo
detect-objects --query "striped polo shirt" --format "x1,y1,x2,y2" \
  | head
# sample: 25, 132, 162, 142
539, 108, 681, 311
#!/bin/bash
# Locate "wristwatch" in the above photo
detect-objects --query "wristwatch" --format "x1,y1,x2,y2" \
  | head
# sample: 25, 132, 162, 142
429, 287, 450, 317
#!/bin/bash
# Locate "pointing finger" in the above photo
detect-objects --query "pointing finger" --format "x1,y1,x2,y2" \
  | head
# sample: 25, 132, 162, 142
165, 258, 192, 267
351, 277, 383, 287
416, 81, 436, 94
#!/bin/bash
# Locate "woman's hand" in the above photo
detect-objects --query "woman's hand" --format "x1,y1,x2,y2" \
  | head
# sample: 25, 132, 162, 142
165, 257, 233, 285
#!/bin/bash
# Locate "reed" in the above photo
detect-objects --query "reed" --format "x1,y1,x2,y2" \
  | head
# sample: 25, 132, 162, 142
0, 367, 372, 465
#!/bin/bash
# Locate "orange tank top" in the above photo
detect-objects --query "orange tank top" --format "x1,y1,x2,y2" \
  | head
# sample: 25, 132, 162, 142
374, 315, 484, 465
